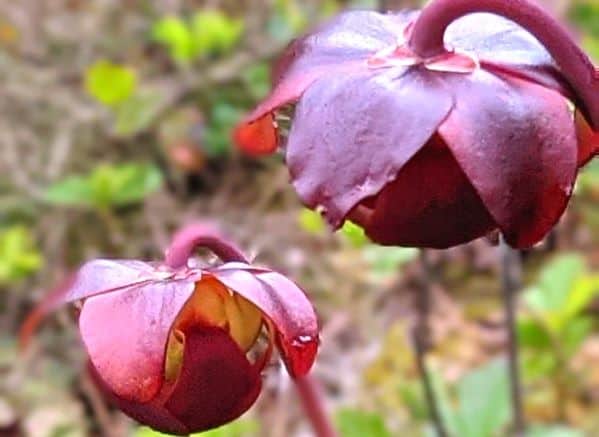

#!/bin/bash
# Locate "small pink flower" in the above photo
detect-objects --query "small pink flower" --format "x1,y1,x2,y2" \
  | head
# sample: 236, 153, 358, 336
58, 224, 318, 435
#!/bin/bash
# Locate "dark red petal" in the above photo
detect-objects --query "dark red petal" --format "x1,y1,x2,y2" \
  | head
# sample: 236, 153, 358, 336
64, 260, 163, 303
576, 110, 599, 167
89, 363, 189, 436
79, 280, 195, 403
286, 69, 453, 228
164, 326, 262, 433
361, 135, 496, 248
243, 11, 414, 126
209, 264, 318, 377
233, 113, 278, 156
438, 69, 578, 248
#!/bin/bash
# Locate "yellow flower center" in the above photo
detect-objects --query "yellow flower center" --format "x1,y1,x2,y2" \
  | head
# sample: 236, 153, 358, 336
164, 277, 263, 382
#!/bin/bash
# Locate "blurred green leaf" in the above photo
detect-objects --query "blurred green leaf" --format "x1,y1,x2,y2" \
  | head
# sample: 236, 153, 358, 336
561, 316, 593, 356
340, 221, 369, 247
0, 225, 42, 285
454, 359, 510, 437
298, 208, 326, 235
114, 90, 164, 136
242, 63, 271, 100
336, 409, 391, 437
204, 102, 243, 156
45, 163, 163, 210
153, 16, 195, 63
84, 60, 137, 106
136, 418, 258, 436
190, 10, 244, 57
517, 318, 552, 350
362, 246, 418, 277
569, 1, 599, 37
526, 425, 584, 437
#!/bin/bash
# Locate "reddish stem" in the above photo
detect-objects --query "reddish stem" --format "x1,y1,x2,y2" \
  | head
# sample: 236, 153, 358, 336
407, 0, 599, 130
164, 223, 248, 268
295, 375, 338, 437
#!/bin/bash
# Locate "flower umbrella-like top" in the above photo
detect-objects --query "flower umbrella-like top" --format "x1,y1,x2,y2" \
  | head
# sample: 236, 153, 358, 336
236, 0, 598, 249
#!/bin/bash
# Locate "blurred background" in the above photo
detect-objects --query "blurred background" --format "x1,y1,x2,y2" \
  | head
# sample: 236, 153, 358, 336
0, 0, 597, 436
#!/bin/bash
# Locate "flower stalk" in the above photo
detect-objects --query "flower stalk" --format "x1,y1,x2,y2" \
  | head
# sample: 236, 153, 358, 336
408, 0, 599, 130
295, 375, 339, 437
500, 238, 525, 435
416, 250, 448, 437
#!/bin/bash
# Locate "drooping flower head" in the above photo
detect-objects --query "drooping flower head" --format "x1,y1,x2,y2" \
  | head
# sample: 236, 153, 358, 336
236, 0, 599, 249
43, 224, 318, 435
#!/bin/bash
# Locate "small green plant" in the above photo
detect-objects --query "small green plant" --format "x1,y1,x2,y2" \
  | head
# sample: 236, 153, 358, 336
84, 60, 137, 106
518, 254, 599, 418
44, 163, 163, 211
336, 409, 391, 437
153, 11, 244, 64
0, 225, 42, 285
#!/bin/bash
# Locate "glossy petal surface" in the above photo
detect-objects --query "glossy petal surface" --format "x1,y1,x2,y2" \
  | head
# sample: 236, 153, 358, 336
286, 69, 453, 228
65, 259, 164, 302
210, 263, 318, 377
243, 11, 415, 129
79, 280, 195, 402
164, 326, 262, 432
363, 136, 496, 248
439, 70, 578, 248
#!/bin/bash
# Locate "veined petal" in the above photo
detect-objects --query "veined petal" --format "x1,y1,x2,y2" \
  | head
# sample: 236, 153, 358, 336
439, 69, 578, 248
209, 264, 318, 377
79, 280, 195, 402
236, 11, 416, 155
286, 68, 454, 228
65, 259, 169, 303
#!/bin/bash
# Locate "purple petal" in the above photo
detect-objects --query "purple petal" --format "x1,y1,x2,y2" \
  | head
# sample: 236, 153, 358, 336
438, 69, 578, 248
209, 264, 318, 377
79, 280, 195, 402
245, 11, 414, 124
286, 69, 454, 228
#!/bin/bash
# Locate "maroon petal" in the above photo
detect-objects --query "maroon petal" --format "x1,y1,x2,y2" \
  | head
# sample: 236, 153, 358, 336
164, 326, 262, 433
246, 11, 413, 125
89, 363, 189, 436
361, 135, 496, 248
65, 260, 166, 303
286, 69, 454, 228
438, 69, 578, 248
209, 264, 318, 377
79, 280, 195, 402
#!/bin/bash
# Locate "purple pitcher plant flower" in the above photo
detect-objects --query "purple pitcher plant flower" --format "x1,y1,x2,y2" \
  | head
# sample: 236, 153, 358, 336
236, 0, 599, 249
26, 224, 318, 435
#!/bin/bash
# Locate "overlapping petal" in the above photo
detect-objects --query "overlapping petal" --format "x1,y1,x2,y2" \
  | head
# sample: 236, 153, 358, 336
79, 280, 195, 402
286, 69, 453, 227
576, 111, 599, 166
438, 69, 578, 248
362, 135, 496, 248
209, 263, 318, 377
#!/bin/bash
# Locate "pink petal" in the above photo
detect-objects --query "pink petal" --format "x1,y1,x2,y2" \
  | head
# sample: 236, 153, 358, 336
439, 69, 578, 248
79, 280, 195, 402
209, 264, 318, 377
65, 260, 165, 303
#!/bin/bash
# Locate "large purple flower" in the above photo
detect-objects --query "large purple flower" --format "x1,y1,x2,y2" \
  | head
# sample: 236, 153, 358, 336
236, 0, 598, 249
30, 224, 318, 435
